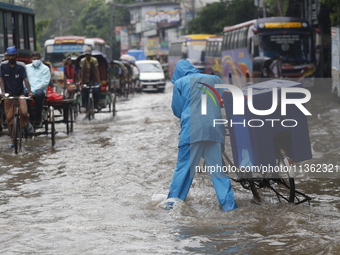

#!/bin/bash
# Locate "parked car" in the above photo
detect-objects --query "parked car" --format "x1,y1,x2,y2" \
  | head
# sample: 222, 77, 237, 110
135, 60, 166, 92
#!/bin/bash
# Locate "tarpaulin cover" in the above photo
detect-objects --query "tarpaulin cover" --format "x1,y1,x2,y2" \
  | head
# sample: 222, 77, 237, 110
223, 79, 312, 168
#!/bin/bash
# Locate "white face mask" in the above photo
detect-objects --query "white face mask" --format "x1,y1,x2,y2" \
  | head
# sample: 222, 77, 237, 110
32, 59, 42, 67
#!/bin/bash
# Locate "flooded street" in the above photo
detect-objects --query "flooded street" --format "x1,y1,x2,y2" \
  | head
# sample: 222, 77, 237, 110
0, 81, 339, 254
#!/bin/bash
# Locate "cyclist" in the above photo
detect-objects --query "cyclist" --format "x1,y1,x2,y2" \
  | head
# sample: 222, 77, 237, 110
0, 46, 34, 149
166, 59, 237, 211
26, 51, 51, 127
79, 49, 101, 116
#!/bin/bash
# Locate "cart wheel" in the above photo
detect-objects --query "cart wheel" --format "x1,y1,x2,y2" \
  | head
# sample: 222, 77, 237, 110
49, 106, 56, 146
73, 103, 78, 121
0, 112, 4, 133
75, 93, 82, 114
69, 104, 74, 133
112, 94, 116, 117
124, 82, 129, 99
40, 105, 48, 133
51, 120, 56, 147
108, 94, 112, 113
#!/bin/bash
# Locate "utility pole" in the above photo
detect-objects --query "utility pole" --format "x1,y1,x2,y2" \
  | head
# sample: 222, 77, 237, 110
109, 4, 114, 61
191, 0, 195, 19
277, 0, 283, 16
108, 1, 130, 60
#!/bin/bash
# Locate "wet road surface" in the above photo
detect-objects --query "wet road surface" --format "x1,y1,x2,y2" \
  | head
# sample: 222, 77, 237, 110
0, 81, 339, 254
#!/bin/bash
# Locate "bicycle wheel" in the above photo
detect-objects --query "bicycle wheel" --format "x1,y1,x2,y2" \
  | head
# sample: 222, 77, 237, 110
88, 95, 94, 120
13, 115, 22, 154
67, 104, 74, 134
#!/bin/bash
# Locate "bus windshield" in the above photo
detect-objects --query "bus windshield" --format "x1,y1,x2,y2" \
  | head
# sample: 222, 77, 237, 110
259, 34, 311, 65
44, 44, 91, 67
137, 62, 163, 73
186, 41, 206, 63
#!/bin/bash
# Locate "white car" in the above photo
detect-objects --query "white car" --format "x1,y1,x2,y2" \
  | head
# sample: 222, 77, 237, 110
135, 60, 166, 92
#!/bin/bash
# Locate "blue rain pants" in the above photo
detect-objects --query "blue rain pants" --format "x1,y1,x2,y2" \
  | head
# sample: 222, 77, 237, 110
168, 141, 238, 211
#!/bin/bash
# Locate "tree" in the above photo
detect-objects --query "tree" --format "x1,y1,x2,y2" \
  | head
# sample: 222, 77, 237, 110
187, 1, 228, 35
264, 0, 289, 16
320, 0, 340, 25
77, 0, 110, 41
35, 20, 50, 52
187, 0, 256, 34
32, 0, 87, 52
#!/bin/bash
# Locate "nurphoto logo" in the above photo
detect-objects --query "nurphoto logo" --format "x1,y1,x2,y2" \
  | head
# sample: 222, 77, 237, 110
199, 83, 312, 128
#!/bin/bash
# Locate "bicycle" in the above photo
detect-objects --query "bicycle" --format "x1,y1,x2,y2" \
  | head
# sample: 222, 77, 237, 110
1, 94, 31, 154
82, 83, 99, 120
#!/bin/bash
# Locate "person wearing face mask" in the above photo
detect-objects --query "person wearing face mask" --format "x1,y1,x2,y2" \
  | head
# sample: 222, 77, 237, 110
0, 46, 34, 149
26, 51, 51, 126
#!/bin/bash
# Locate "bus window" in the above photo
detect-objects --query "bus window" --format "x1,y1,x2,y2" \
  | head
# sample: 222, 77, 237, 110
239, 27, 245, 48
218, 41, 222, 57
222, 34, 227, 51
6, 13, 13, 47
18, 14, 24, 49
243, 27, 248, 48
206, 42, 211, 57
28, 16, 35, 50
226, 32, 231, 50
212, 42, 216, 57
247, 25, 254, 55
231, 30, 237, 49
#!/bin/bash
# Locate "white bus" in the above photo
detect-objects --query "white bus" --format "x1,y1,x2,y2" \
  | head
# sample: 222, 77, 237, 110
43, 36, 109, 89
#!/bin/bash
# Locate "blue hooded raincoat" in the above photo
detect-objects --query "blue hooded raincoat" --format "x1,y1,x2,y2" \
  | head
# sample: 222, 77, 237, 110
168, 59, 237, 211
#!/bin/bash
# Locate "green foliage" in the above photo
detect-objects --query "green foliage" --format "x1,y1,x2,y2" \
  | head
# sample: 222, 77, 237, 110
320, 0, 340, 25
78, 0, 110, 41
264, 0, 289, 16
187, 0, 256, 34
29, 0, 133, 59
35, 19, 50, 52
187, 2, 227, 34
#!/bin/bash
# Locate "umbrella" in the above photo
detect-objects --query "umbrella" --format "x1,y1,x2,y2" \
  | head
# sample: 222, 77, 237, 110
120, 54, 137, 62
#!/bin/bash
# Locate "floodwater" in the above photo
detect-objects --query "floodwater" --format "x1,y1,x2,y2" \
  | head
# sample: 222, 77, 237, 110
0, 81, 339, 254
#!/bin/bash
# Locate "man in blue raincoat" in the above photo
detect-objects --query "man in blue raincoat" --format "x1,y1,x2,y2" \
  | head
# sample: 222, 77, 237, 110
167, 59, 237, 211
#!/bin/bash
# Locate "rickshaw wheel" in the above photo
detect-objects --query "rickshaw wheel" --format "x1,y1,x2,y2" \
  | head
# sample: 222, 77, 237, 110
48, 106, 56, 146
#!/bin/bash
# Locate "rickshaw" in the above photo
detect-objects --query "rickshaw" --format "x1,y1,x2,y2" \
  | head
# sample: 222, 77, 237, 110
130, 62, 140, 93
122, 61, 134, 96
60, 57, 82, 118
111, 60, 129, 98
75, 51, 116, 120
0, 49, 57, 151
